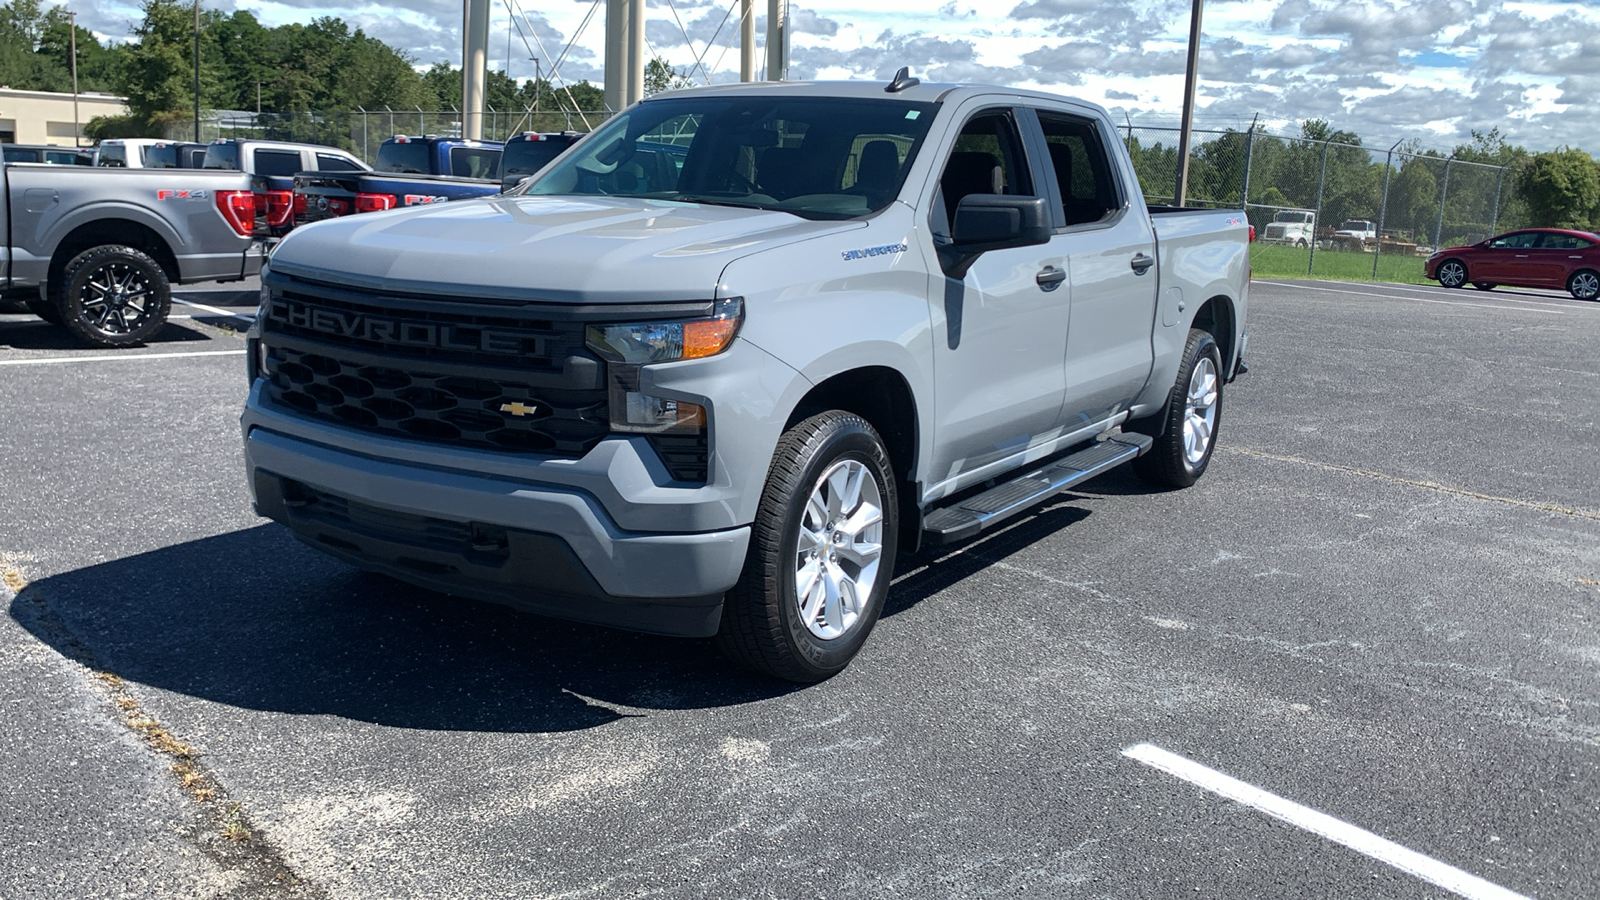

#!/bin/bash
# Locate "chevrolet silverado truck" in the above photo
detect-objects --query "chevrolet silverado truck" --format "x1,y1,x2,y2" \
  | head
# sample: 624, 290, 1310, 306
2, 162, 264, 345
242, 75, 1251, 681
292, 135, 505, 228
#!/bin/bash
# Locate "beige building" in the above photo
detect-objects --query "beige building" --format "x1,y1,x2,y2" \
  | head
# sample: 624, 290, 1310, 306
0, 88, 128, 146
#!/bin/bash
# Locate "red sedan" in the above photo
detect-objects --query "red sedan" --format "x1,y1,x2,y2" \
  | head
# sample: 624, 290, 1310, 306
1426, 228, 1600, 300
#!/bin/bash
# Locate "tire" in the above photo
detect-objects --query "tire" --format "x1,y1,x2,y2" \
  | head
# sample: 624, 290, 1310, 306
1131, 328, 1223, 489
1296, 239, 1307, 249
24, 296, 62, 325
1436, 259, 1467, 288
53, 245, 172, 347
1568, 269, 1600, 301
1472, 282, 1496, 291
716, 411, 899, 682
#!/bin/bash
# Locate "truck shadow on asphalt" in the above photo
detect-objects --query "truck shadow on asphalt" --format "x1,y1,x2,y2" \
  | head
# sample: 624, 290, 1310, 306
9, 494, 1105, 734
0, 317, 213, 350
9, 524, 801, 734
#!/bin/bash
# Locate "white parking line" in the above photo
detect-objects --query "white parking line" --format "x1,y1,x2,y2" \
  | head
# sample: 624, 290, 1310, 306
172, 297, 256, 321
1254, 280, 1564, 314
1123, 743, 1529, 900
0, 349, 245, 366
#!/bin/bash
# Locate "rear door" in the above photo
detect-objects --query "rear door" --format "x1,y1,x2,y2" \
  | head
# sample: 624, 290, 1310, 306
1028, 106, 1159, 427
1534, 232, 1592, 286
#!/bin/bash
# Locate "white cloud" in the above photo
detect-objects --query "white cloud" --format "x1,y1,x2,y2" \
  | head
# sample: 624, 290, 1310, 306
62, 0, 1598, 151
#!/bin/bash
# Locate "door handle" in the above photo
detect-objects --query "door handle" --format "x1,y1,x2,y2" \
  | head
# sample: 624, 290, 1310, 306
1036, 266, 1066, 291
1130, 253, 1154, 274
1515, 254, 1530, 258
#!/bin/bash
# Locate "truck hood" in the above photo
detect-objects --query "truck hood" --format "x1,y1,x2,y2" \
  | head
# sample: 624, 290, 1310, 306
267, 195, 865, 303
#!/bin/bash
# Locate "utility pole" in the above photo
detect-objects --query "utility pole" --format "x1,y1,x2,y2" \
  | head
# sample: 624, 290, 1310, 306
463, 0, 490, 139
255, 80, 265, 115
1173, 0, 1203, 206
193, 0, 201, 142
740, 0, 755, 82
765, 0, 785, 81
68, 10, 79, 146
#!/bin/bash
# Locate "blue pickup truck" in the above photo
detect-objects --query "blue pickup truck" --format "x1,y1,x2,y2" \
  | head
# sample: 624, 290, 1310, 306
292, 135, 506, 227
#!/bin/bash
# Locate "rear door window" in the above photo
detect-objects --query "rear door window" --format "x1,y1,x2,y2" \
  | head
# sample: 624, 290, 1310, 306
1035, 110, 1119, 227
253, 148, 304, 176
99, 144, 128, 167
315, 153, 364, 172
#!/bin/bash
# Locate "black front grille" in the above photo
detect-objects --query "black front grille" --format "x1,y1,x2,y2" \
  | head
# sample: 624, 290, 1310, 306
260, 276, 610, 456
264, 342, 608, 454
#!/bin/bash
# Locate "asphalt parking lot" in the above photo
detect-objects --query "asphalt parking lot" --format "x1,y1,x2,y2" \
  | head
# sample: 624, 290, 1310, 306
1, 277, 1596, 899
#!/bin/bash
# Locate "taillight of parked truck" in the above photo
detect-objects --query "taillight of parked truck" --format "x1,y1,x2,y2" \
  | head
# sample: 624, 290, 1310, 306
263, 190, 295, 227
215, 191, 256, 237
355, 193, 397, 213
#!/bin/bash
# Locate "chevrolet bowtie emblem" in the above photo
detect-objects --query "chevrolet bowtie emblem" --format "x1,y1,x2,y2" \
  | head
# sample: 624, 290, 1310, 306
499, 402, 538, 417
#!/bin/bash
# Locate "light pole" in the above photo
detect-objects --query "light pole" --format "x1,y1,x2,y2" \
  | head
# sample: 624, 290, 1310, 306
192, 0, 200, 140
68, 10, 79, 146
1173, 0, 1203, 206
255, 80, 265, 115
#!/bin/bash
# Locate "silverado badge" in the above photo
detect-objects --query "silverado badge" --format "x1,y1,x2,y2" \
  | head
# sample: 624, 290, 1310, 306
500, 402, 538, 417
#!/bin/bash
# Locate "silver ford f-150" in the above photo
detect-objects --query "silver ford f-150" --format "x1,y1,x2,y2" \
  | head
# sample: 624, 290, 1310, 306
242, 76, 1251, 681
2, 162, 264, 345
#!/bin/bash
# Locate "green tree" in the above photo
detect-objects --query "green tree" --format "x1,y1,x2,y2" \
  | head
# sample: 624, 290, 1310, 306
1518, 149, 1600, 230
644, 56, 693, 95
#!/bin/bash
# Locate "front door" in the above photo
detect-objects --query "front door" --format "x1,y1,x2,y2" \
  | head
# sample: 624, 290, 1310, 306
923, 107, 1069, 494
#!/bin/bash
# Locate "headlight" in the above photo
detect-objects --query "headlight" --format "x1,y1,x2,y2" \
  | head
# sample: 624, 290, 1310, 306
586, 297, 742, 364
585, 297, 741, 435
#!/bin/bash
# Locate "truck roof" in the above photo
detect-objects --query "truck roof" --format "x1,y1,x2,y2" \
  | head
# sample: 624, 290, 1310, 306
640, 78, 1113, 118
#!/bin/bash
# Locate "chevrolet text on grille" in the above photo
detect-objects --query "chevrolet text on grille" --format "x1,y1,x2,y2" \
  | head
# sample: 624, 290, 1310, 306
271, 300, 544, 355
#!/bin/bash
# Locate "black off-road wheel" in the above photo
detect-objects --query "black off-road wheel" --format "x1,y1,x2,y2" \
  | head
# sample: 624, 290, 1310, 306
1130, 328, 1224, 489
53, 245, 172, 347
716, 411, 899, 683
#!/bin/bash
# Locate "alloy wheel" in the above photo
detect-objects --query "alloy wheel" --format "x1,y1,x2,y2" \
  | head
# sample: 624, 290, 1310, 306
793, 459, 885, 641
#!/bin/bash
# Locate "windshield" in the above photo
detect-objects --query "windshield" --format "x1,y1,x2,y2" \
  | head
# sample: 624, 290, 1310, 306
517, 95, 939, 220
1340, 220, 1371, 230
1274, 212, 1310, 223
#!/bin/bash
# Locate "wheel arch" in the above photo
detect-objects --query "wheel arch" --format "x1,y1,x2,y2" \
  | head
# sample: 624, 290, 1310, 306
786, 365, 921, 554
48, 219, 179, 294
1189, 294, 1238, 375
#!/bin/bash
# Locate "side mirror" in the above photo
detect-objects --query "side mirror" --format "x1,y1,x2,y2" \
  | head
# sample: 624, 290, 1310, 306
950, 194, 1051, 253
941, 194, 1051, 278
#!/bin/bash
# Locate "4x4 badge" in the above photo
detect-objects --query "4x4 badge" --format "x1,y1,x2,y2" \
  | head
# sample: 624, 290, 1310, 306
500, 402, 538, 416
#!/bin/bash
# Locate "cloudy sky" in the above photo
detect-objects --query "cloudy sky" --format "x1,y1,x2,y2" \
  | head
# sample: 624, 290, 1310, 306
75, 0, 1596, 152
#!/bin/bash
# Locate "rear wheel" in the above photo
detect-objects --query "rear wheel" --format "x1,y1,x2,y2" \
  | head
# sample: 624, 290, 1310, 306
54, 245, 171, 347
1568, 269, 1600, 301
717, 411, 898, 682
1131, 328, 1223, 489
1436, 259, 1467, 288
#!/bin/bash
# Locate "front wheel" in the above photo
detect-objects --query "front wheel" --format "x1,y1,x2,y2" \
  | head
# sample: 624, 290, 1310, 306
1436, 259, 1467, 288
717, 411, 898, 682
1568, 269, 1600, 301
1131, 328, 1223, 489
53, 245, 172, 347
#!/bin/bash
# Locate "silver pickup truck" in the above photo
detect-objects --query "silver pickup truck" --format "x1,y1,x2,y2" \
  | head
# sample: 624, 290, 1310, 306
2, 162, 264, 345
242, 76, 1251, 681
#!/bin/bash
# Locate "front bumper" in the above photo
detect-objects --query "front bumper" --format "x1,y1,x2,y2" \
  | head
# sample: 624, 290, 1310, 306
243, 424, 750, 638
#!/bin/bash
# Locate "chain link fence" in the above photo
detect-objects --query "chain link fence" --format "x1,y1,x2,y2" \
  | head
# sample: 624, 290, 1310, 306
1118, 119, 1528, 283
172, 107, 1527, 285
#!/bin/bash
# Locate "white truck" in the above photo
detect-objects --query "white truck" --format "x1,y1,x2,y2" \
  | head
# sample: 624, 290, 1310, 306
1330, 219, 1378, 250
242, 74, 1253, 681
1260, 209, 1315, 247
